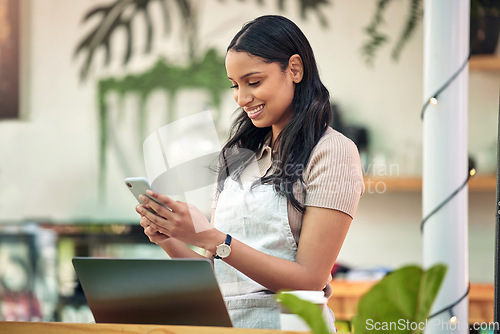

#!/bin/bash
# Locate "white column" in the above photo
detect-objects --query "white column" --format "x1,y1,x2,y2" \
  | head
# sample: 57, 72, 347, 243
422, 1, 469, 333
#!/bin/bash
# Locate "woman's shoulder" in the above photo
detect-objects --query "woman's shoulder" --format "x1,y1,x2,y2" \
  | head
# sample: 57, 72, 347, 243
312, 126, 359, 157
302, 126, 365, 214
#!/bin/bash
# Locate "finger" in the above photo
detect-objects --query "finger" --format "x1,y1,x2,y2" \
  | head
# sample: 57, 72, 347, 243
144, 227, 159, 242
140, 194, 174, 219
137, 203, 159, 218
145, 225, 158, 235
136, 204, 144, 215
137, 201, 157, 216
140, 216, 150, 229
138, 203, 160, 222
136, 204, 152, 216
146, 224, 170, 239
138, 205, 171, 235
145, 190, 178, 212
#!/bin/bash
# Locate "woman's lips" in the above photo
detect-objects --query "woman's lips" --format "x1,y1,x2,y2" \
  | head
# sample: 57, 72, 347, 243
245, 104, 264, 119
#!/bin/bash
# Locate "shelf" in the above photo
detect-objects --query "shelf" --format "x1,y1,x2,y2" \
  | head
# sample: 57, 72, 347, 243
364, 175, 496, 193
469, 54, 500, 71
364, 176, 422, 192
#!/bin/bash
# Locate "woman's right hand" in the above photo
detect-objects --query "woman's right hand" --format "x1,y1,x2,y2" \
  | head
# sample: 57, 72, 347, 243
140, 216, 171, 246
135, 194, 210, 260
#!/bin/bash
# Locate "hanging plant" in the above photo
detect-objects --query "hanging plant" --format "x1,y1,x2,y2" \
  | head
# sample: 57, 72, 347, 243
96, 48, 228, 197
360, 0, 423, 66
361, 0, 500, 66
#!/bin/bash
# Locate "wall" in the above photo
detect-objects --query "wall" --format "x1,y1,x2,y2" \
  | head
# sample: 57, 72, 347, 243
0, 0, 497, 282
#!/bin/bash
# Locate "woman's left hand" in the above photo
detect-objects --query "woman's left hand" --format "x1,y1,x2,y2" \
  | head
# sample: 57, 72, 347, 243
136, 191, 215, 249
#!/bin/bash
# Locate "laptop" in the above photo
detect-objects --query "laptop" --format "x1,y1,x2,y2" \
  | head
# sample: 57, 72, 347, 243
72, 257, 233, 327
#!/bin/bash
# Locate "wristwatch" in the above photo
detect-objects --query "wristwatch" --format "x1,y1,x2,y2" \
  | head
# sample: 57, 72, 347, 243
214, 234, 232, 259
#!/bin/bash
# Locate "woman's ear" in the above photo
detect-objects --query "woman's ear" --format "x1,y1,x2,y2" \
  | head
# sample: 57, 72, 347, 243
288, 54, 304, 83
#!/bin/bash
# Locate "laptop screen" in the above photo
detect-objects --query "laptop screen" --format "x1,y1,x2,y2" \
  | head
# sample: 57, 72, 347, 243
72, 257, 232, 327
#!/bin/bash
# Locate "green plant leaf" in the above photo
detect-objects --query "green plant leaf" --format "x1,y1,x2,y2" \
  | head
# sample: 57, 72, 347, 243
391, 0, 423, 61
416, 264, 448, 321
276, 291, 330, 334
352, 264, 447, 334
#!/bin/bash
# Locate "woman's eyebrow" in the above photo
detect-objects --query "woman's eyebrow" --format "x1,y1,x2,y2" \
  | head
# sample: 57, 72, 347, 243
227, 71, 262, 81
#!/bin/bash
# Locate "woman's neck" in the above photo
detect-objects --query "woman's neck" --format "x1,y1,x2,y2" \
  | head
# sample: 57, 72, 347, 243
271, 126, 283, 149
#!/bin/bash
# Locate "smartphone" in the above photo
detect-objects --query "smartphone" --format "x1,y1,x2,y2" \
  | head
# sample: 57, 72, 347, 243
125, 177, 170, 213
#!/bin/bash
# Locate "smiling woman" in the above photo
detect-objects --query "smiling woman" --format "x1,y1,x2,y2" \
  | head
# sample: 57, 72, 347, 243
226, 51, 300, 141
136, 15, 365, 331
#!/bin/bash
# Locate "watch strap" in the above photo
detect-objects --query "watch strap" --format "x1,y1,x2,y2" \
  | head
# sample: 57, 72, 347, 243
224, 234, 232, 246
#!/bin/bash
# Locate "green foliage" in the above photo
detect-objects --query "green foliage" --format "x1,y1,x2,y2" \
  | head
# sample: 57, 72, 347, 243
351, 264, 447, 334
361, 0, 500, 65
96, 48, 228, 196
360, 0, 391, 66
361, 0, 423, 66
74, 0, 192, 81
276, 291, 330, 334
75, 0, 331, 81
334, 320, 351, 333
391, 0, 423, 61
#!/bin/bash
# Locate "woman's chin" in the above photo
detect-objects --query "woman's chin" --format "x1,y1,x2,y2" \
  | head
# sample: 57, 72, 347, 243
250, 119, 269, 128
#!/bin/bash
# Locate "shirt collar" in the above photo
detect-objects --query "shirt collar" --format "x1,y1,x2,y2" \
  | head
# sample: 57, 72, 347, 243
255, 135, 275, 177
255, 134, 273, 160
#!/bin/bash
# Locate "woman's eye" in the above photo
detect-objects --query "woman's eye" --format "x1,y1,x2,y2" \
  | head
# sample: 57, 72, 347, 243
229, 81, 259, 88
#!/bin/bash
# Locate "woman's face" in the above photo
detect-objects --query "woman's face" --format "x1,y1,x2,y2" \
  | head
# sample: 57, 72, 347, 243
225, 50, 298, 140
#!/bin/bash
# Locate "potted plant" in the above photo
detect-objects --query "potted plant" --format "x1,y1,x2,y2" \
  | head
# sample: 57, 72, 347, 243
276, 264, 447, 334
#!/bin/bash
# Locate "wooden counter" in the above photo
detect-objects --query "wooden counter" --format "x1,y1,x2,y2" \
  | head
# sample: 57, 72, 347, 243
0, 322, 307, 334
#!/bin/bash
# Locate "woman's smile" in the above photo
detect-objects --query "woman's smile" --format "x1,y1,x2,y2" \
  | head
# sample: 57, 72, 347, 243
244, 104, 265, 119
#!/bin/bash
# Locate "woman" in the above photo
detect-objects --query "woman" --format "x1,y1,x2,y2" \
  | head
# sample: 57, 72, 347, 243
136, 15, 364, 330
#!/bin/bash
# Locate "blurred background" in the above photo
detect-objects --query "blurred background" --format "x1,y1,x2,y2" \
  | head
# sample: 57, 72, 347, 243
0, 0, 497, 325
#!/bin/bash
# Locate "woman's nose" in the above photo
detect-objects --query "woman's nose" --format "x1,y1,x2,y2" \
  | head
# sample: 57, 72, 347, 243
235, 87, 253, 107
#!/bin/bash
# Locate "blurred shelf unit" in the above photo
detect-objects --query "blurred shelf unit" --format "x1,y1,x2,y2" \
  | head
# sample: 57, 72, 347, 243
364, 175, 496, 192
40, 223, 147, 244
469, 55, 500, 71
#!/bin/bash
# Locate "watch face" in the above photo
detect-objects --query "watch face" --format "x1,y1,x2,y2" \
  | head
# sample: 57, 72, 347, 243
216, 244, 231, 258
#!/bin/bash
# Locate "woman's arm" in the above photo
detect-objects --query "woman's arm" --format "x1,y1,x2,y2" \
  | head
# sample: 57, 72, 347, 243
223, 206, 351, 292
139, 192, 351, 292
